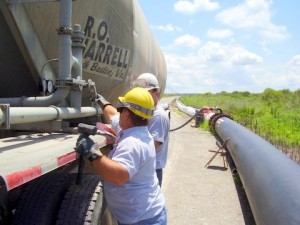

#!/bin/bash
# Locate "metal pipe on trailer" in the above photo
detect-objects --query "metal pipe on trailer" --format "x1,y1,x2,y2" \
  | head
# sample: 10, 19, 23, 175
210, 113, 300, 225
0, 0, 86, 108
0, 105, 101, 127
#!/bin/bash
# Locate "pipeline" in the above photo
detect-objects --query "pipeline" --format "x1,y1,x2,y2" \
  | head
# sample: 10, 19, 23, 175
176, 99, 300, 225
171, 98, 221, 132
211, 114, 300, 225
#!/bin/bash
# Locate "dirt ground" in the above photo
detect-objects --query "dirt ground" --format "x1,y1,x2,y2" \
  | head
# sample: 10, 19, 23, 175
160, 99, 256, 225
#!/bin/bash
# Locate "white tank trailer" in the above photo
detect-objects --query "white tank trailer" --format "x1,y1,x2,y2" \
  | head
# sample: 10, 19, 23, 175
0, 0, 167, 224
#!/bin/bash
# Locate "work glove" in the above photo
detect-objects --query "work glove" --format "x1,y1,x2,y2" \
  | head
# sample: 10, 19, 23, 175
95, 94, 111, 109
75, 134, 103, 162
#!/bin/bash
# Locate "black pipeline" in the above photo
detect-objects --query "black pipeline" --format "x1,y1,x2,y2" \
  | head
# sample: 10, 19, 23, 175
210, 114, 300, 225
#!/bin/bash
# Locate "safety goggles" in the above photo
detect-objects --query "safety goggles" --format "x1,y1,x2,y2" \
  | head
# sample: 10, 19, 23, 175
117, 102, 154, 117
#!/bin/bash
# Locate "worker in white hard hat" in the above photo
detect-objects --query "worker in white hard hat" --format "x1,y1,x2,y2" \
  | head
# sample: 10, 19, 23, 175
133, 73, 170, 187
75, 87, 167, 225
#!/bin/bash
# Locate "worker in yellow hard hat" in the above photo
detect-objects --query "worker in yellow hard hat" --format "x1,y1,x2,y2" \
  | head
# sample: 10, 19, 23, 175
75, 87, 167, 225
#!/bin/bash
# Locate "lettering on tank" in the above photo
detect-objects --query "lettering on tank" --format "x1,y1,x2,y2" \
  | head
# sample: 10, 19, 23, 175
83, 16, 130, 80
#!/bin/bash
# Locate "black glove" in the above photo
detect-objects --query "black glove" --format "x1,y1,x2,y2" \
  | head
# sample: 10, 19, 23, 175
75, 134, 103, 161
95, 94, 111, 109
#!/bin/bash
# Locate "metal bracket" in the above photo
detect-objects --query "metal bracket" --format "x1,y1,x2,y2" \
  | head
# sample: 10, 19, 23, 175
0, 104, 10, 129
57, 26, 73, 35
55, 77, 87, 91
205, 138, 230, 169
71, 77, 87, 91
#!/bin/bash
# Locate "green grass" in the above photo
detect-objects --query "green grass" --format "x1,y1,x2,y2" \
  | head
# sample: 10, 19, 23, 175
179, 89, 300, 163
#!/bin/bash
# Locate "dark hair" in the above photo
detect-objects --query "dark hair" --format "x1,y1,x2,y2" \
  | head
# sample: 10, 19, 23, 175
126, 108, 148, 126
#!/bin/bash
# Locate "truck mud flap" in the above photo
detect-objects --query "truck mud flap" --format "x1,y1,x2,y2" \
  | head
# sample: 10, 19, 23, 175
12, 173, 75, 225
56, 174, 116, 225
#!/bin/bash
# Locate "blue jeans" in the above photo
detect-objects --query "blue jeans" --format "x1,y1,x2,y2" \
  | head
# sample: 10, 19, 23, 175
118, 207, 167, 225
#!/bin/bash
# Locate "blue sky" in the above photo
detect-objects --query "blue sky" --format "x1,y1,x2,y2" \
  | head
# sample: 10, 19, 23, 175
138, 0, 300, 94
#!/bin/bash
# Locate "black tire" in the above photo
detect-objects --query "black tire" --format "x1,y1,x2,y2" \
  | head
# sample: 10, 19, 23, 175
12, 173, 75, 225
56, 174, 117, 225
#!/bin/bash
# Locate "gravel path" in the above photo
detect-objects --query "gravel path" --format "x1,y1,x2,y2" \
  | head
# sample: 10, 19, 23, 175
160, 100, 255, 225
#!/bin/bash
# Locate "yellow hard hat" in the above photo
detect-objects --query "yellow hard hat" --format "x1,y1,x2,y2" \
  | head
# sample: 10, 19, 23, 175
118, 87, 154, 119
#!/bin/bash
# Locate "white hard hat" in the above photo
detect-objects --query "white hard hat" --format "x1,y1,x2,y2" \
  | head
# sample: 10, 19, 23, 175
134, 73, 160, 91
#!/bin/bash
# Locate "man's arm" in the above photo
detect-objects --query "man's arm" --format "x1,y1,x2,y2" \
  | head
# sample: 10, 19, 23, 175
96, 94, 119, 123
75, 133, 128, 186
102, 105, 118, 123
92, 156, 130, 186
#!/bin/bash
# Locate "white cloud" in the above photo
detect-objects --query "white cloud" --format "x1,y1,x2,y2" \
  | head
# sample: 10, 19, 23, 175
284, 55, 300, 86
231, 52, 263, 65
164, 41, 267, 93
216, 0, 289, 41
259, 24, 289, 41
207, 29, 233, 39
173, 34, 201, 48
164, 53, 222, 93
174, 0, 219, 14
152, 24, 182, 32
199, 41, 263, 65
247, 63, 300, 91
288, 55, 300, 66
199, 42, 225, 61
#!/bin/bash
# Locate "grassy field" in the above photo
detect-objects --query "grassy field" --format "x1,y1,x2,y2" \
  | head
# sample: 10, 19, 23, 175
176, 88, 300, 163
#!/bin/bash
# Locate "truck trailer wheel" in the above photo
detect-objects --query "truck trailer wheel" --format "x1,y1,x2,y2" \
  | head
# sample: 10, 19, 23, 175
12, 173, 75, 225
56, 174, 116, 225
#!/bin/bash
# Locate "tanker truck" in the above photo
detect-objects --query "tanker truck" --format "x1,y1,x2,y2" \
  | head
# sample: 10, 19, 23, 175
0, 0, 167, 224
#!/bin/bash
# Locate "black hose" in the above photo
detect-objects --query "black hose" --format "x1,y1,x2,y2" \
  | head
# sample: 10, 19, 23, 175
170, 108, 205, 132
170, 106, 222, 132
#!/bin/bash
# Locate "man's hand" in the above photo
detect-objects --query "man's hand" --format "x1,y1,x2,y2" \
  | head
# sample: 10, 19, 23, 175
95, 94, 111, 109
75, 134, 103, 161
